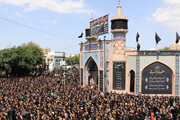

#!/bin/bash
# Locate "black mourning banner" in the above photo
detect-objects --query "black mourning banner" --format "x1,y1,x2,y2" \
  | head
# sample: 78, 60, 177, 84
142, 62, 172, 94
81, 68, 83, 85
90, 15, 108, 37
113, 62, 126, 90
100, 70, 103, 92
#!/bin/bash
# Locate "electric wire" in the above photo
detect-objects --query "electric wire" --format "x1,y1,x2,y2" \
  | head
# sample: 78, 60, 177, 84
0, 16, 84, 50
0, 16, 77, 40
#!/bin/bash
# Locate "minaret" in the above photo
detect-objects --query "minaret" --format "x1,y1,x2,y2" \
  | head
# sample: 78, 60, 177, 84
85, 16, 98, 42
111, 2, 128, 57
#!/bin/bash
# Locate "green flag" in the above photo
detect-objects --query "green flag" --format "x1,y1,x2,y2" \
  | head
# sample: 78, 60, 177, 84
68, 71, 72, 74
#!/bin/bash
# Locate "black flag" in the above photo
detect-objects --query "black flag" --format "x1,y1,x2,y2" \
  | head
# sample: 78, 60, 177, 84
176, 32, 180, 44
137, 42, 140, 51
136, 32, 140, 42
98, 22, 105, 33
78, 32, 83, 38
155, 33, 161, 44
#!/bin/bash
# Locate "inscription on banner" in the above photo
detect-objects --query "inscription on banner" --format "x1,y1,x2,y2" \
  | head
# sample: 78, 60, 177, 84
113, 62, 125, 90
142, 62, 172, 94
90, 15, 108, 36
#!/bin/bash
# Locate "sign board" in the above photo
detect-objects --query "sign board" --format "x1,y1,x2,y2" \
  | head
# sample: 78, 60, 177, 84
113, 62, 126, 90
142, 62, 172, 94
100, 70, 103, 92
90, 14, 108, 36
138, 51, 180, 56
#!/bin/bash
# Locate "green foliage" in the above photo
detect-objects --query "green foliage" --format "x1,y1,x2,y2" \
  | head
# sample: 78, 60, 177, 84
160, 47, 170, 51
65, 54, 80, 65
0, 42, 44, 76
1, 71, 6, 77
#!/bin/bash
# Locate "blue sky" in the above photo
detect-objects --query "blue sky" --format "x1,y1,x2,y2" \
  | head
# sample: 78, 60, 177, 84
0, 0, 180, 54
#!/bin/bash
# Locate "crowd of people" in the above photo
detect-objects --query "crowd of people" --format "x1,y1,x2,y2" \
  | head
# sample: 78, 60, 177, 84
0, 67, 180, 120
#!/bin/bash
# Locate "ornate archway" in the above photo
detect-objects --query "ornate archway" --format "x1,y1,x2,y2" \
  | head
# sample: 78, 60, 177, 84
84, 56, 98, 86
141, 62, 172, 94
130, 70, 135, 92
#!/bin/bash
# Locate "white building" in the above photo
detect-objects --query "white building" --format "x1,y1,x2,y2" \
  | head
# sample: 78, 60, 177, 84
43, 48, 65, 68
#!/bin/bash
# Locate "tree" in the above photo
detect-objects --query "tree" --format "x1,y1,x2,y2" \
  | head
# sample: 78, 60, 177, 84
64, 54, 80, 65
64, 57, 71, 65
0, 42, 44, 76
160, 47, 170, 51
0, 48, 18, 76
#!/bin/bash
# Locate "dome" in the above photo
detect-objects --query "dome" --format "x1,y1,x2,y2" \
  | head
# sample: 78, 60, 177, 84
170, 41, 180, 50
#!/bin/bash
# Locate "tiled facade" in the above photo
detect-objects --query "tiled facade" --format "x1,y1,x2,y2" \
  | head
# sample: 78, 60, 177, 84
79, 4, 180, 96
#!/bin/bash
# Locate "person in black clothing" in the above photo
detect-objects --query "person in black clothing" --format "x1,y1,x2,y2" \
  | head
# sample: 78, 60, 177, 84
0, 67, 180, 119
169, 96, 174, 107
7, 108, 16, 120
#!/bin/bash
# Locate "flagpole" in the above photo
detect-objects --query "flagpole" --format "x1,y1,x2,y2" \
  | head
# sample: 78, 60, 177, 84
81, 36, 83, 43
156, 44, 158, 60
156, 44, 157, 51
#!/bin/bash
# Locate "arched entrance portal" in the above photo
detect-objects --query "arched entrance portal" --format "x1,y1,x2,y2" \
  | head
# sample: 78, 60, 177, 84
130, 70, 135, 92
87, 58, 98, 85
142, 62, 172, 94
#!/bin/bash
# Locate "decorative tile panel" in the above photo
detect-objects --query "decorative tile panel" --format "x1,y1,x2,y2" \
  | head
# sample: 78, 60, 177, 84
128, 56, 136, 71
140, 56, 156, 69
175, 56, 179, 95
85, 44, 98, 51
84, 53, 98, 66
81, 54, 83, 67
136, 56, 140, 94
100, 43, 103, 50
106, 71, 109, 92
106, 43, 109, 60
159, 56, 175, 70
100, 52, 103, 68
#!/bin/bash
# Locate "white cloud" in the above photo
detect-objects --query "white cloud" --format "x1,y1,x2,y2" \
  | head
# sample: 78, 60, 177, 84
15, 11, 27, 19
15, 12, 23, 17
145, 17, 154, 22
153, 0, 180, 30
0, 0, 95, 14
41, 19, 58, 24
52, 20, 57, 24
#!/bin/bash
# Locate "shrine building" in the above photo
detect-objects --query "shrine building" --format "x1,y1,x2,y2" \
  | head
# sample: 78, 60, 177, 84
80, 3, 180, 96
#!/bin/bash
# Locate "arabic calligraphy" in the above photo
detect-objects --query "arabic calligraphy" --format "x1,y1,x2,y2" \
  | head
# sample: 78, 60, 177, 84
113, 62, 125, 90
142, 62, 172, 94
90, 15, 108, 36
90, 15, 108, 27
149, 66, 164, 75
115, 63, 124, 69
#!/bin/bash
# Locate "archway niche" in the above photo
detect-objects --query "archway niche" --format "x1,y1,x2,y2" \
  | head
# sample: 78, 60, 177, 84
130, 70, 135, 92
141, 62, 172, 94
87, 57, 98, 86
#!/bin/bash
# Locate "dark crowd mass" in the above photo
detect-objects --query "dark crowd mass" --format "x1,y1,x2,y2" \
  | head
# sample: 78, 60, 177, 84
0, 67, 180, 120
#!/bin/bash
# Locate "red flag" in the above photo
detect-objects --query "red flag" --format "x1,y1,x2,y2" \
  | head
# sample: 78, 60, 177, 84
150, 111, 155, 120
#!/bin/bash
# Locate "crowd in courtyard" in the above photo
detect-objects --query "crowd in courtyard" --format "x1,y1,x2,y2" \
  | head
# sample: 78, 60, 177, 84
0, 67, 179, 120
